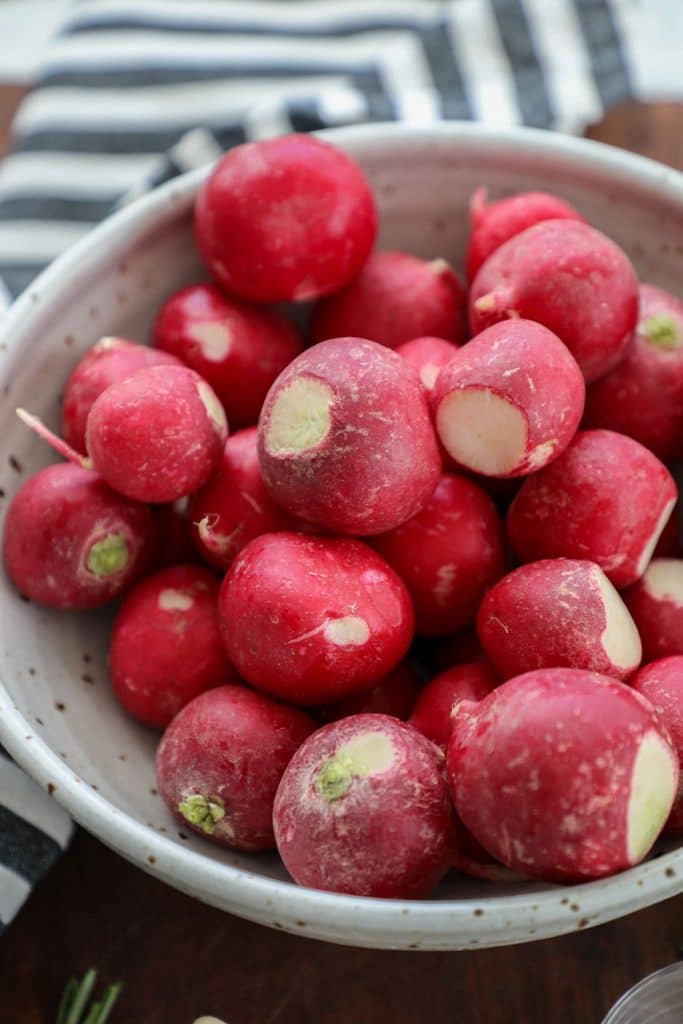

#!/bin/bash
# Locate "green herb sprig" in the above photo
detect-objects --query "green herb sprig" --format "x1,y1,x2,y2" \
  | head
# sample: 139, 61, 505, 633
57, 969, 122, 1024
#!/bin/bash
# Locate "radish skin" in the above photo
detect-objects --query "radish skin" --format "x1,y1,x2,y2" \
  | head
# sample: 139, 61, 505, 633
632, 657, 683, 834
395, 336, 461, 394
623, 559, 683, 660
447, 668, 679, 882
316, 661, 423, 724
409, 661, 498, 751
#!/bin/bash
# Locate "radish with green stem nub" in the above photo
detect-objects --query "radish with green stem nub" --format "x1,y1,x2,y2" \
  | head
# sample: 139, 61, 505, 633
156, 684, 315, 850
188, 426, 293, 572
273, 713, 455, 897
18, 364, 227, 503
109, 564, 239, 728
310, 251, 466, 349
447, 667, 679, 882
3, 463, 154, 610
61, 335, 182, 454
152, 283, 303, 428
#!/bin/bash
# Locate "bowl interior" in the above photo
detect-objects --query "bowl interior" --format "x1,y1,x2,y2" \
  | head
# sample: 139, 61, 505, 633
1, 125, 683, 949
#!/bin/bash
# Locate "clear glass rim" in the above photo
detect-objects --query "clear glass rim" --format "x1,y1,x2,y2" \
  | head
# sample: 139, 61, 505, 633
603, 962, 683, 1022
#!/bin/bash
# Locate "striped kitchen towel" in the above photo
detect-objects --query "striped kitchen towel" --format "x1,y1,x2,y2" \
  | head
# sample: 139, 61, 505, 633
0, 0, 679, 931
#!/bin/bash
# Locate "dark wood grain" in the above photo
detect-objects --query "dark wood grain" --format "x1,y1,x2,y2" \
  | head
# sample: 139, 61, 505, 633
1, 88, 683, 1023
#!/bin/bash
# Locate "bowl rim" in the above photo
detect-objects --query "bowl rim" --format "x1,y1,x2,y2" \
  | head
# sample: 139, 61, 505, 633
2, 120, 683, 949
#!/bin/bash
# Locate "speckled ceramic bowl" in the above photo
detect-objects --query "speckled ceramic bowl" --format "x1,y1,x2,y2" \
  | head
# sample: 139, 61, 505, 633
1, 123, 683, 951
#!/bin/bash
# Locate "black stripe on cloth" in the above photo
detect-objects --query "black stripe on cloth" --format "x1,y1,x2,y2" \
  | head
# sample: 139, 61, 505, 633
571, 0, 632, 108
286, 99, 329, 134
489, 0, 555, 128
417, 17, 473, 119
16, 123, 246, 156
0, 196, 116, 222
0, 744, 11, 762
0, 266, 48, 300
0, 805, 63, 886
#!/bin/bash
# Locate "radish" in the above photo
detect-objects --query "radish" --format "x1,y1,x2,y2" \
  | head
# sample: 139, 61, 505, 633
257, 337, 441, 535
316, 660, 423, 724
507, 430, 677, 588
433, 319, 585, 477
218, 532, 414, 706
477, 559, 642, 681
623, 558, 683, 660
152, 283, 303, 428
395, 336, 461, 395
273, 714, 455, 897
632, 657, 683, 834
110, 565, 239, 728
469, 220, 638, 382
447, 668, 679, 882
194, 134, 377, 303
61, 336, 181, 453
310, 251, 466, 350
371, 472, 505, 636
3, 462, 154, 609
151, 500, 199, 570
156, 684, 315, 850
409, 661, 498, 751
466, 188, 584, 282
188, 427, 293, 572
583, 284, 683, 461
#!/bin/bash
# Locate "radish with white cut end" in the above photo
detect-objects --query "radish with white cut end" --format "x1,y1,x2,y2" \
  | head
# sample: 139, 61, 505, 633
507, 430, 677, 588
466, 188, 584, 282
583, 284, 683, 461
477, 559, 642, 681
469, 220, 638, 382
156, 684, 315, 850
409, 661, 498, 751
273, 714, 455, 897
447, 668, 679, 882
316, 660, 423, 724
194, 134, 377, 303
62, 336, 182, 453
152, 283, 303, 428
632, 657, 683, 834
310, 251, 466, 349
395, 336, 461, 394
433, 319, 585, 477
218, 532, 414, 706
110, 565, 239, 728
188, 427, 292, 572
2, 463, 154, 609
623, 558, 683, 661
257, 338, 441, 536
371, 473, 505, 636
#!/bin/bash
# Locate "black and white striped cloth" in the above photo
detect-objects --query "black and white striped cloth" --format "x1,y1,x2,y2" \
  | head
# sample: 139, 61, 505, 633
0, 0, 674, 931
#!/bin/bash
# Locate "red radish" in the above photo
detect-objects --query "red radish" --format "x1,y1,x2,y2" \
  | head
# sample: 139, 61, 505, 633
372, 472, 505, 636
194, 134, 377, 303
257, 338, 441, 535
466, 188, 584, 282
188, 427, 292, 572
316, 661, 423, 724
623, 559, 683, 661
409, 661, 498, 751
3, 462, 154, 609
583, 284, 683, 461
273, 714, 455, 897
433, 319, 585, 477
469, 220, 638, 382
310, 251, 466, 350
632, 657, 683, 833
452, 816, 523, 883
152, 284, 303, 428
507, 430, 677, 588
478, 559, 642, 682
654, 502, 681, 558
395, 336, 461, 395
156, 684, 315, 850
110, 565, 238, 728
151, 500, 199, 569
447, 668, 679, 882
418, 626, 485, 676
218, 532, 414, 706
62, 336, 181, 453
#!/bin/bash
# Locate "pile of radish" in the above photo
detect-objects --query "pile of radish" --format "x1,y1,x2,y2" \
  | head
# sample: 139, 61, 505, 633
6, 132, 683, 901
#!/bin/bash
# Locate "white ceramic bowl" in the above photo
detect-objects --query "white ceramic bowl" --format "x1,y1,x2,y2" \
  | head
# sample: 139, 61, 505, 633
1, 123, 683, 951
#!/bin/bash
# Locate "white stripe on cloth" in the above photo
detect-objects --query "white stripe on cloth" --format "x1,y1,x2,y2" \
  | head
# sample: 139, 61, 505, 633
0, 758, 72, 849
0, 152, 160, 199
447, 0, 521, 126
0, 862, 31, 926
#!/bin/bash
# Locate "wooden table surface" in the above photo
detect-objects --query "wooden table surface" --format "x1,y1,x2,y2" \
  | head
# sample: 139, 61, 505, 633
1, 90, 683, 1023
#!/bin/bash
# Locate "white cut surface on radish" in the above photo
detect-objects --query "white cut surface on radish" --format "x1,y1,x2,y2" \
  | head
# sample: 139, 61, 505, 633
335, 732, 396, 776
643, 558, 683, 604
437, 387, 527, 475
626, 730, 677, 864
158, 589, 193, 612
266, 376, 333, 455
635, 498, 677, 579
191, 321, 233, 362
594, 568, 642, 670
323, 615, 370, 647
